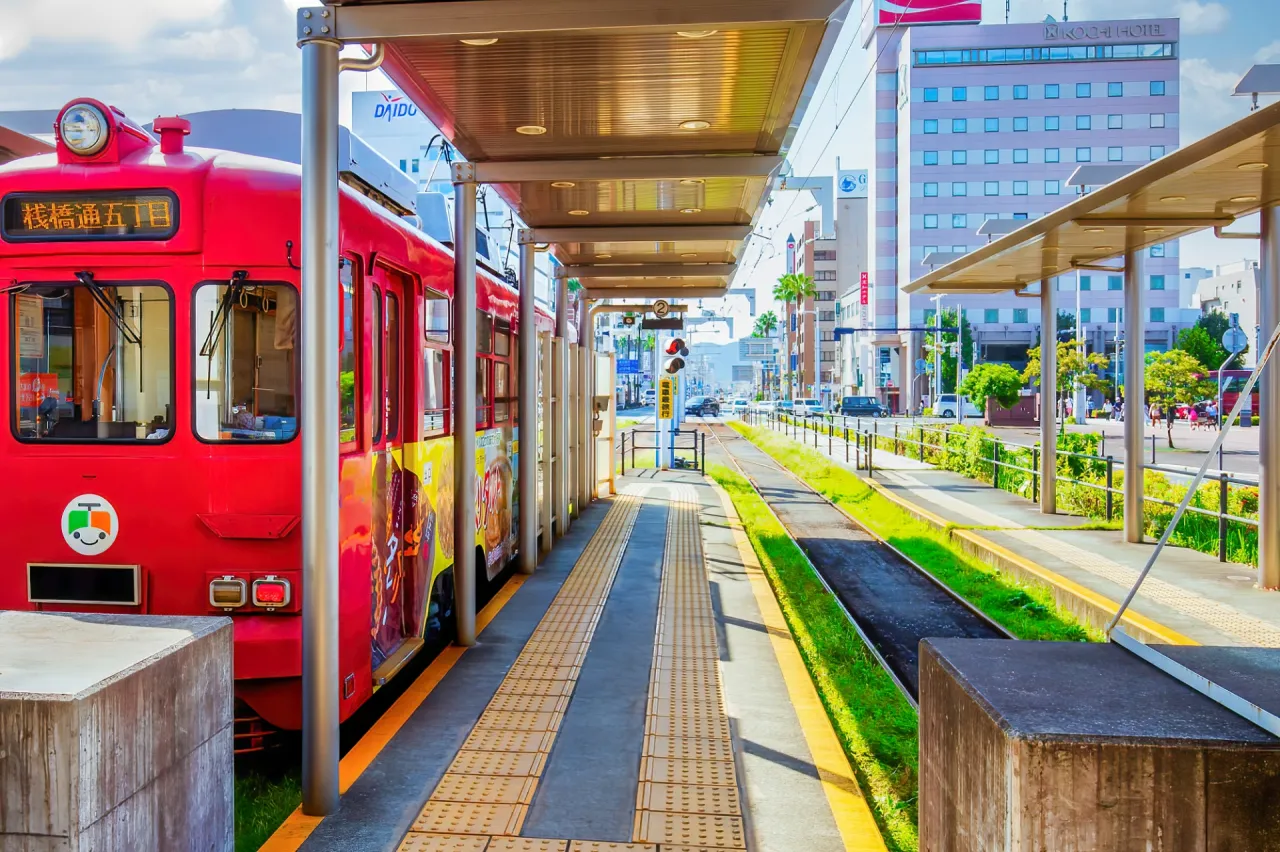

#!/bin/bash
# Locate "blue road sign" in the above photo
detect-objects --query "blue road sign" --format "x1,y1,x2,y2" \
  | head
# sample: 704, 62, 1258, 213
617, 358, 641, 375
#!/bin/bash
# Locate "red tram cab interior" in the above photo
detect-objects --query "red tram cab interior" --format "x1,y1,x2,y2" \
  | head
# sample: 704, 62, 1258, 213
0, 99, 550, 741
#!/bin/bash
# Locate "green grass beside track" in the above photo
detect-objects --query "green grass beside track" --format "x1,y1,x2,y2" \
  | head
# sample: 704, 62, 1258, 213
235, 766, 301, 852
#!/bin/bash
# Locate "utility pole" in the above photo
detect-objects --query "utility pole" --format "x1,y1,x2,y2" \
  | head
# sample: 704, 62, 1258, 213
931, 294, 944, 407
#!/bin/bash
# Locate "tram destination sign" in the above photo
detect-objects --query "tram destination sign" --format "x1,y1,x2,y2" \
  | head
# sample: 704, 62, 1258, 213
2, 191, 178, 242
641, 318, 683, 330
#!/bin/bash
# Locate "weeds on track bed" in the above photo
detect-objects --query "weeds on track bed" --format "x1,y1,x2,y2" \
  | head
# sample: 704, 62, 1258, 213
728, 421, 1100, 643
235, 765, 301, 852
707, 462, 920, 852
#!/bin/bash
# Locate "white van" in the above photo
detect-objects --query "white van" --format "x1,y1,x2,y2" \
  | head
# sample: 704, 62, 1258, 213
643, 388, 657, 405
794, 397, 824, 416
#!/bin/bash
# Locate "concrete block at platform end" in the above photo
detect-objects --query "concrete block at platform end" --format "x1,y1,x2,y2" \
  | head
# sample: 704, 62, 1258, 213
919, 637, 1280, 852
0, 611, 233, 852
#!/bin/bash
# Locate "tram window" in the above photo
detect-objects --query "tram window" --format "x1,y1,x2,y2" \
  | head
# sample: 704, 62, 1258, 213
494, 319, 511, 357
477, 311, 493, 354
422, 348, 448, 437
477, 360, 491, 426
193, 280, 298, 442
424, 288, 449, 343
385, 291, 400, 441
339, 264, 357, 444
494, 362, 511, 422
371, 289, 383, 443
14, 282, 173, 442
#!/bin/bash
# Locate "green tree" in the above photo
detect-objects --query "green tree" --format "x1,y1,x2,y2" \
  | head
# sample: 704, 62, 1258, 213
1146, 349, 1215, 405
1176, 322, 1231, 371
772, 272, 816, 398
753, 310, 779, 338
922, 307, 973, 394
959, 362, 1024, 417
1024, 340, 1110, 427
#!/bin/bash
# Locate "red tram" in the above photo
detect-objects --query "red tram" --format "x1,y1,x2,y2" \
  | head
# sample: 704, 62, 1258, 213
0, 99, 550, 737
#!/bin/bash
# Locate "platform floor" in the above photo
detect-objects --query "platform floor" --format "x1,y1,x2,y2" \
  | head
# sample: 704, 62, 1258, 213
747, 416, 1280, 648
286, 471, 881, 852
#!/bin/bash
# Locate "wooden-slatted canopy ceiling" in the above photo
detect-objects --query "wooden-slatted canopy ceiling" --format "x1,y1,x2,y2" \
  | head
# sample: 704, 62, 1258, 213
311, 0, 849, 299
904, 100, 1280, 296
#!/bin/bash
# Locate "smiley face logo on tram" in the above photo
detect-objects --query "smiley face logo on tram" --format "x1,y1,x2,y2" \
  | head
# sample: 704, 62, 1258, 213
60, 494, 119, 556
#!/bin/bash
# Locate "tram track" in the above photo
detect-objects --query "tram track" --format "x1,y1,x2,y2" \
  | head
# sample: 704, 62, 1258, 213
701, 420, 1012, 706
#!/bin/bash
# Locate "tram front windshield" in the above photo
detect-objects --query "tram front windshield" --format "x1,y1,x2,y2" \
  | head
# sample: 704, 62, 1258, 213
12, 281, 173, 441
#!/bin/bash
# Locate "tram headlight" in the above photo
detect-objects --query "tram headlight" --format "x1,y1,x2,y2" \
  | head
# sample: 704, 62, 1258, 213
59, 102, 109, 155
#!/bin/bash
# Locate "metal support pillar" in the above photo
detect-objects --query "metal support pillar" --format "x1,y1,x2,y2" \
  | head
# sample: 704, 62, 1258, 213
554, 277, 569, 533
1260, 206, 1280, 588
539, 331, 553, 553
1123, 249, 1145, 543
299, 35, 341, 817
452, 175, 478, 645
579, 303, 593, 510
518, 239, 537, 574
567, 343, 579, 519
1040, 280, 1057, 514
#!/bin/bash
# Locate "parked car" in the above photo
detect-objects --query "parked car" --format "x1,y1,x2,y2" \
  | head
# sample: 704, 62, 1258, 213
778, 400, 795, 415
794, 397, 824, 416
936, 393, 982, 418
684, 396, 720, 416
839, 395, 889, 418
731, 399, 750, 416
754, 400, 776, 413
643, 388, 656, 405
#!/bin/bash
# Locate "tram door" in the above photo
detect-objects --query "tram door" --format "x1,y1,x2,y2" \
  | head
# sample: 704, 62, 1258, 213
369, 267, 425, 678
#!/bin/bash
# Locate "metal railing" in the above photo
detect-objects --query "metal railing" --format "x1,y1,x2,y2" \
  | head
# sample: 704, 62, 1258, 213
619, 428, 706, 473
745, 408, 1259, 564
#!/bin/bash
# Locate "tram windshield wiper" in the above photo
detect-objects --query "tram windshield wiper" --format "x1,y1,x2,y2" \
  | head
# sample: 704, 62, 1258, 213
200, 270, 249, 359
75, 271, 141, 345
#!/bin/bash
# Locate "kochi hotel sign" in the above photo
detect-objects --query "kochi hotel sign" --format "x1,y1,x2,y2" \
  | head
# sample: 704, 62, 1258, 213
1044, 21, 1167, 40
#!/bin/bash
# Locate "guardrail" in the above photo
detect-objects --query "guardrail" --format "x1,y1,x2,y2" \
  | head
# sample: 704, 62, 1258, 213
744, 408, 1258, 564
619, 428, 706, 473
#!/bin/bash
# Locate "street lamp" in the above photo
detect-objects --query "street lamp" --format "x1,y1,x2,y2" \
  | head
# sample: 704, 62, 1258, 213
930, 294, 944, 407
797, 307, 821, 402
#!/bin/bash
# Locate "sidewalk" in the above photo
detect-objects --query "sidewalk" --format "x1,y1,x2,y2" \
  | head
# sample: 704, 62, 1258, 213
751, 418, 1280, 648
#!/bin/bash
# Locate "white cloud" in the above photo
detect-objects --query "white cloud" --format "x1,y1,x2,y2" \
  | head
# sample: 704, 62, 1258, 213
158, 26, 259, 62
0, 0, 229, 60
1256, 40, 1280, 64
1174, 1, 1229, 35
1180, 57, 1249, 142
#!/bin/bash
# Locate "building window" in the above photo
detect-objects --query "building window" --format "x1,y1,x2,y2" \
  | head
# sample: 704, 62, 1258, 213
1045, 115, 1060, 131
399, 158, 408, 171
984, 309, 999, 323
1150, 243, 1166, 258
1108, 114, 1123, 129
951, 244, 967, 253
953, 86, 968, 101
1045, 83, 1060, 99
1045, 147, 1060, 163
818, 311, 835, 322
1046, 179, 1061, 194
1076, 147, 1092, 162
1150, 274, 1165, 290
924, 308, 936, 325
923, 245, 938, 258
952, 181, 968, 196
924, 214, 939, 229
985, 117, 999, 132
1013, 148, 1028, 163
953, 213, 968, 228
984, 149, 999, 164
1080, 307, 1092, 323
1150, 113, 1166, 128
1151, 80, 1166, 96
924, 119, 939, 134
1013, 116, 1028, 131
816, 290, 836, 300
952, 118, 968, 133
1013, 84, 1029, 99
814, 271, 837, 281
1108, 307, 1122, 323
985, 85, 999, 100
1108, 81, 1123, 97
952, 149, 967, 164
924, 87, 939, 102
1013, 212, 1029, 219
1076, 82, 1091, 98
1013, 309, 1028, 324
1076, 114, 1091, 130
924, 150, 939, 165
813, 250, 837, 261
1151, 307, 1165, 322
1150, 145, 1165, 159
1108, 275, 1122, 291
1080, 275, 1092, 291
1108, 146, 1123, 162
982, 181, 998, 196
924, 182, 939, 197
1013, 180, 1028, 196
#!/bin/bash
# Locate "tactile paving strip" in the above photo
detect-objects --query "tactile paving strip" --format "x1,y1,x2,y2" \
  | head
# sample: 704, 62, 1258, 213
632, 484, 747, 849
399, 494, 643, 847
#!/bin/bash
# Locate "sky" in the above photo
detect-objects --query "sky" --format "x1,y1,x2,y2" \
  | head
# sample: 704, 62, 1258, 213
0, 0, 1275, 338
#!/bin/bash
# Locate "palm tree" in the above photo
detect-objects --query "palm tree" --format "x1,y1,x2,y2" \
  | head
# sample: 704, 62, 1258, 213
773, 272, 816, 398
753, 311, 779, 338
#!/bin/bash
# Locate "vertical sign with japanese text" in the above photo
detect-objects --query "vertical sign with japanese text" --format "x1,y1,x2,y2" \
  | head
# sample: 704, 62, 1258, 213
658, 377, 675, 419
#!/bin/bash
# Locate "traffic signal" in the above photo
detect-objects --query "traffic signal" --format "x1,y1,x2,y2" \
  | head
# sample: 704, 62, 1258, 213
663, 337, 688, 374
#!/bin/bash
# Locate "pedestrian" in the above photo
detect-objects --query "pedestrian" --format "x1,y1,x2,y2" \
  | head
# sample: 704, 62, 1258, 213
1149, 401, 1161, 428
1102, 399, 1113, 419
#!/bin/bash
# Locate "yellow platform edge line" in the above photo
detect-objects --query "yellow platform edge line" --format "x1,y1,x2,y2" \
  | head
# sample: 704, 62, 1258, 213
259, 572, 531, 852
707, 479, 889, 852
861, 477, 1199, 647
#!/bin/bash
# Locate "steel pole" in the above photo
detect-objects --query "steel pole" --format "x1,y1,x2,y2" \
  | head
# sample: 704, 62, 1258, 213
518, 239, 537, 574
554, 277, 568, 535
1124, 249, 1145, 543
1040, 280, 1057, 514
452, 177, 478, 646
299, 36, 340, 817
1259, 205, 1280, 588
